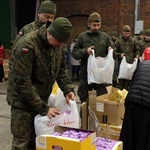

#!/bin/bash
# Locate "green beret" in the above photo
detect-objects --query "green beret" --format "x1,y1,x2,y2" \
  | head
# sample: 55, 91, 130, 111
38, 0, 56, 15
88, 12, 101, 22
122, 25, 131, 32
145, 29, 150, 36
110, 31, 118, 37
139, 30, 145, 35
47, 17, 73, 43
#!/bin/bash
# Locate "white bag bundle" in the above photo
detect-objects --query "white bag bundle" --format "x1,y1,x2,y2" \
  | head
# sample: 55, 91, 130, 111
34, 83, 80, 136
34, 100, 80, 136
87, 49, 114, 84
118, 57, 138, 80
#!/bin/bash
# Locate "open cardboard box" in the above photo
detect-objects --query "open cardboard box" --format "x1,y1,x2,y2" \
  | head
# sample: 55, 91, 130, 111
36, 126, 96, 150
96, 94, 124, 125
89, 87, 125, 125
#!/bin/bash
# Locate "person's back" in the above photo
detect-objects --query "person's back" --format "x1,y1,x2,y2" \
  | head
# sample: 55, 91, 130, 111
120, 58, 150, 150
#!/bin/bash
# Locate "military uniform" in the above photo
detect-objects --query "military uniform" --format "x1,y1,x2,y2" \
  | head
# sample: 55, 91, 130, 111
72, 29, 113, 102
138, 29, 150, 56
14, 20, 45, 44
12, 0, 56, 47
114, 25, 140, 90
7, 18, 74, 150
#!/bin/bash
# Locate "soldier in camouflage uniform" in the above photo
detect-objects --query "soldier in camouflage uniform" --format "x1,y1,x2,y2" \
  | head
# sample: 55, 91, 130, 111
13, 0, 56, 45
6, 17, 75, 150
134, 29, 145, 42
72, 12, 114, 104
114, 25, 140, 90
138, 29, 150, 56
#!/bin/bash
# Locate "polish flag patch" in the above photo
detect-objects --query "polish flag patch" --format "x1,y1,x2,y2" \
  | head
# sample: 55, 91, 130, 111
18, 31, 22, 35
22, 48, 29, 53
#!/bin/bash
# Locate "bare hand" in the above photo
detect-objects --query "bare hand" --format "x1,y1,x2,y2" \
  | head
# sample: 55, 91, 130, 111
121, 53, 125, 58
87, 46, 95, 55
66, 92, 76, 103
47, 107, 61, 118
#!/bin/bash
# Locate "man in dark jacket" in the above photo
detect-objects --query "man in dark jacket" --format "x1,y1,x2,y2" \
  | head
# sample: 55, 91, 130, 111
120, 55, 150, 150
7, 17, 75, 150
72, 12, 113, 104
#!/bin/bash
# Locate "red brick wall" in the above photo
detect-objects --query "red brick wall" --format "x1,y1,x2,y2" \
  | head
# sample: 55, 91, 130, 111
53, 0, 150, 45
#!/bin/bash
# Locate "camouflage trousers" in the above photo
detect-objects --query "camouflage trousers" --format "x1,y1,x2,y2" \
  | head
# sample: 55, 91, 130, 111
11, 107, 37, 150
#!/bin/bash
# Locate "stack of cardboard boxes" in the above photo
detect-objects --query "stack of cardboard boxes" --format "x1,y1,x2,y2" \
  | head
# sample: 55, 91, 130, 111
87, 86, 128, 141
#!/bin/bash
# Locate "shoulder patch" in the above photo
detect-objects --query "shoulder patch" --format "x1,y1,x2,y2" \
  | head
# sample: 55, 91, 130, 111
18, 31, 22, 35
22, 48, 29, 53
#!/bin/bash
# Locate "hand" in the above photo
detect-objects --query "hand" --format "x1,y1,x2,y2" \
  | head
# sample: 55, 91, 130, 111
121, 53, 125, 58
108, 46, 113, 51
65, 92, 76, 103
47, 107, 61, 118
87, 46, 95, 55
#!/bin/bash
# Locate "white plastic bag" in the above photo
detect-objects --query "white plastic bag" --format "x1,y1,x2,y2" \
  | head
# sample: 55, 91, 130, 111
48, 82, 66, 111
118, 57, 138, 80
87, 49, 114, 84
34, 100, 80, 136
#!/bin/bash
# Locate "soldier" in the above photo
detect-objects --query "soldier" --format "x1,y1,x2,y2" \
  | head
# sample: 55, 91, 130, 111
110, 31, 118, 44
6, 17, 76, 150
13, 0, 56, 45
71, 12, 113, 113
134, 29, 145, 41
114, 25, 140, 90
138, 29, 150, 56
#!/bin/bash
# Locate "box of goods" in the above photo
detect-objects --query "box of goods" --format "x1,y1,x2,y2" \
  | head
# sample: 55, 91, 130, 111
36, 126, 96, 150
96, 123, 108, 138
106, 124, 122, 141
96, 94, 125, 125
96, 123, 122, 141
96, 137, 123, 150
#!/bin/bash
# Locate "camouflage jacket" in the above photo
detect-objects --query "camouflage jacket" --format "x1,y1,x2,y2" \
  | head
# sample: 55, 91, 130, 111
114, 35, 140, 64
138, 38, 150, 55
7, 25, 74, 115
71, 29, 113, 79
13, 20, 44, 47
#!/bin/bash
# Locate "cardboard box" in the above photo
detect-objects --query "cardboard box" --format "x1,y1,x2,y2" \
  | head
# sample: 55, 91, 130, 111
81, 102, 88, 130
97, 123, 122, 141
36, 126, 96, 150
89, 91, 97, 114
96, 94, 124, 125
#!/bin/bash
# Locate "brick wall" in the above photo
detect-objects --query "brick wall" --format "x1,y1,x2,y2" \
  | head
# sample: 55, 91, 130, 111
53, 0, 150, 45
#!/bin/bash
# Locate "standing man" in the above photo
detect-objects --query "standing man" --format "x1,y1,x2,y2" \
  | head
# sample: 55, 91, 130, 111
13, 0, 56, 45
7, 17, 76, 150
114, 25, 140, 90
138, 29, 150, 56
72, 12, 113, 104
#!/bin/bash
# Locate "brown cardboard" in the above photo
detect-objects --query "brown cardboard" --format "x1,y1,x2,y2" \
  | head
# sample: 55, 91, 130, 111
89, 91, 97, 114
96, 94, 125, 125
96, 123, 122, 141
81, 102, 88, 130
